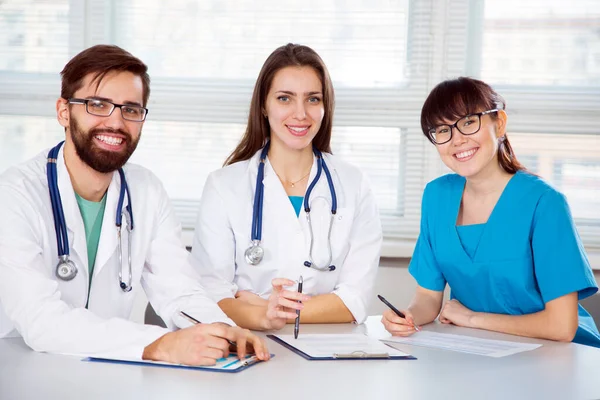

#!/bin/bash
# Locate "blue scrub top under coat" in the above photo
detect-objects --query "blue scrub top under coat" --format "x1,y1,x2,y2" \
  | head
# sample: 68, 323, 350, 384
409, 171, 600, 348
288, 196, 304, 217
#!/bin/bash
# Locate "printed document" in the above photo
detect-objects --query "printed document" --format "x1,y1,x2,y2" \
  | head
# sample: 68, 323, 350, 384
275, 334, 410, 358
383, 331, 541, 358
364, 315, 541, 357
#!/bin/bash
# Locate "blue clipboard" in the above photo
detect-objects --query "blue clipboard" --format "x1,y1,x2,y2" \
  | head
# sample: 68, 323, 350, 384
267, 334, 416, 361
83, 353, 273, 373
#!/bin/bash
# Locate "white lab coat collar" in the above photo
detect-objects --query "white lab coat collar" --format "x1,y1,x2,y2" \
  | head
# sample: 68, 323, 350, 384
56, 146, 124, 280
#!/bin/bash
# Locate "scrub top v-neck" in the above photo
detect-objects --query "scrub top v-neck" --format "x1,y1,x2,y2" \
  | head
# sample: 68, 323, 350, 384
456, 224, 485, 260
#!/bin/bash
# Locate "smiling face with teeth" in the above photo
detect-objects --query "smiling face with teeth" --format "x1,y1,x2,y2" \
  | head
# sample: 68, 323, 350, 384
60, 71, 144, 173
436, 110, 506, 179
264, 66, 325, 153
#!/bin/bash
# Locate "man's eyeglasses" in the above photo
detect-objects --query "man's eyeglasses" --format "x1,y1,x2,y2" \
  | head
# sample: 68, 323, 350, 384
428, 109, 499, 145
68, 98, 148, 122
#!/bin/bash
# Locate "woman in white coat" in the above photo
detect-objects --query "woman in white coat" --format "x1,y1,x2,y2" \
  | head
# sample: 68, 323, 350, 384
190, 43, 383, 330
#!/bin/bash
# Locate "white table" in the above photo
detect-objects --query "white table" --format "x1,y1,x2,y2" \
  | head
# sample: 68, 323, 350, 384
2, 321, 599, 400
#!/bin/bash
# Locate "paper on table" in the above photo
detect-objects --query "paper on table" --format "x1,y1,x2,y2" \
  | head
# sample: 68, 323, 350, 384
275, 334, 410, 358
364, 315, 396, 339
383, 331, 542, 358
364, 315, 541, 357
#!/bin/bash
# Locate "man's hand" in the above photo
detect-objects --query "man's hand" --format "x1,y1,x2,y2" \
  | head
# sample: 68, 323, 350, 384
143, 323, 270, 366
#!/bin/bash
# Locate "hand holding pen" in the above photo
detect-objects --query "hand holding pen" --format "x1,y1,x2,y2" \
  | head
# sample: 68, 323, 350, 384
178, 311, 270, 361
264, 277, 311, 331
179, 311, 238, 350
378, 294, 421, 336
142, 311, 270, 366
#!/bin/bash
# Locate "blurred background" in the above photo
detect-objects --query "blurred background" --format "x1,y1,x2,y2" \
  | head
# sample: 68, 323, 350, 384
0, 0, 598, 289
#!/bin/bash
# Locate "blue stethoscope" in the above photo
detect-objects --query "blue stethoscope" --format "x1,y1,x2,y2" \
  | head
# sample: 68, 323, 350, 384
47, 141, 135, 292
244, 142, 338, 271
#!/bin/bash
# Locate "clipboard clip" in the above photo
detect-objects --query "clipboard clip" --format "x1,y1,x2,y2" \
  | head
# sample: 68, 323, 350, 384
332, 351, 390, 359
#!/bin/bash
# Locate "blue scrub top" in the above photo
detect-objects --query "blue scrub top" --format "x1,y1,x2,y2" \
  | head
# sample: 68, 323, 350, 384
289, 196, 303, 217
409, 171, 600, 348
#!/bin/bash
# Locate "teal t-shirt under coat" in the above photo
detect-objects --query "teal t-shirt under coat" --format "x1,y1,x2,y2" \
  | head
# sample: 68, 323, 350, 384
74, 192, 107, 286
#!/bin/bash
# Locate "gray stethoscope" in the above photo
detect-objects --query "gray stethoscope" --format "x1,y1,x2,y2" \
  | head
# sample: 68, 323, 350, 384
244, 142, 338, 271
47, 141, 134, 292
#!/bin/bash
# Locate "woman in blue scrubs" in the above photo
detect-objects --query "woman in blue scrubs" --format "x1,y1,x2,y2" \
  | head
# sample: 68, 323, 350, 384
382, 77, 600, 347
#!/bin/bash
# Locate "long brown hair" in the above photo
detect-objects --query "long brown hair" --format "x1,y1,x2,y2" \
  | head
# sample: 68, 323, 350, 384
420, 77, 524, 174
60, 44, 151, 106
224, 43, 335, 166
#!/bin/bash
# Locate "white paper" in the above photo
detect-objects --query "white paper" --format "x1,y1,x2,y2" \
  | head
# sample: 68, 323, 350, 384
274, 334, 410, 358
383, 331, 542, 358
364, 315, 396, 340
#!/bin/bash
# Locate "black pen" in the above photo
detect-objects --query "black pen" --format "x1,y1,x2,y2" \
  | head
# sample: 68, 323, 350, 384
179, 311, 239, 348
294, 276, 303, 339
377, 294, 420, 331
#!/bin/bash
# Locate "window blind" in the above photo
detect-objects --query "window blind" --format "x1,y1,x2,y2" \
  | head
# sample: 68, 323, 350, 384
0, 0, 598, 255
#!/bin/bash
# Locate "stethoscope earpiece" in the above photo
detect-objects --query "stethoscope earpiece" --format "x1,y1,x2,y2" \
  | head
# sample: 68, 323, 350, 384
303, 261, 336, 272
120, 281, 132, 292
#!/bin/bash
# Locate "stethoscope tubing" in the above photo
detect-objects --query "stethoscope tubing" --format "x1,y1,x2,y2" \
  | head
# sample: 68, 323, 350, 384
248, 142, 337, 271
47, 143, 70, 257
47, 141, 134, 291
303, 151, 337, 214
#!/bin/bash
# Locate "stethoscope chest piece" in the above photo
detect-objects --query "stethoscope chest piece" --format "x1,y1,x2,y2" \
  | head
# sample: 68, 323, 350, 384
55, 255, 77, 281
244, 241, 264, 265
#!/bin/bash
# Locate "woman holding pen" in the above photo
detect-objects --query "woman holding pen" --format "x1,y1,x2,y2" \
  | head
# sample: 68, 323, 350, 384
382, 77, 600, 347
189, 43, 382, 331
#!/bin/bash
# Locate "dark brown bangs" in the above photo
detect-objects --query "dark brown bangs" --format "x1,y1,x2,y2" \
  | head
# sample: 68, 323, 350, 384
420, 77, 503, 142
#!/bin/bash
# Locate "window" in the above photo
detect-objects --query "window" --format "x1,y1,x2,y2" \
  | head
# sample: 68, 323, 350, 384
480, 0, 600, 86
0, 116, 64, 171
509, 132, 600, 223
1, 0, 599, 254
461, 0, 600, 248
0, 0, 71, 73
115, 1, 410, 87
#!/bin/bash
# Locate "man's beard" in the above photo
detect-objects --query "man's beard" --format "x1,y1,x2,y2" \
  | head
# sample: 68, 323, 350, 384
69, 118, 140, 173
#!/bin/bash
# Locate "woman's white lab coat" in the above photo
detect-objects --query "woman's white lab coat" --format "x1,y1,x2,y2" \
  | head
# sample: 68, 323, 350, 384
0, 147, 233, 359
190, 149, 383, 323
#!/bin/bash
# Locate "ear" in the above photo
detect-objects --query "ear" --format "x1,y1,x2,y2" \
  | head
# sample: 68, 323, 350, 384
495, 110, 508, 139
56, 98, 70, 128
